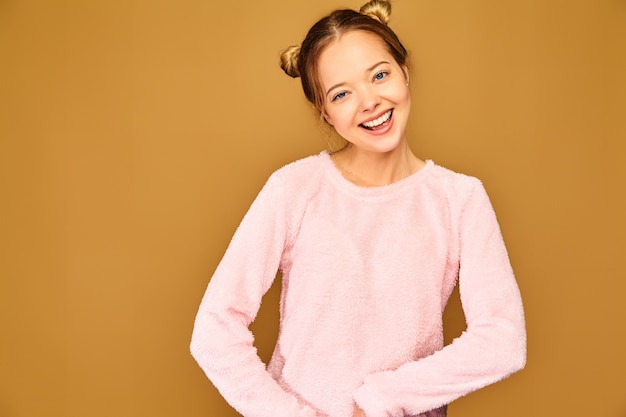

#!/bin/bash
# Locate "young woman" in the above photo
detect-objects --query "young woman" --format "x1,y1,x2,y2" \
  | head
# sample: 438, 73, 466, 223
190, 1, 526, 416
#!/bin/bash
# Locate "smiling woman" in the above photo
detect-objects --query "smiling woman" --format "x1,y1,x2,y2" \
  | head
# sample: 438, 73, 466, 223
317, 31, 415, 185
190, 1, 526, 416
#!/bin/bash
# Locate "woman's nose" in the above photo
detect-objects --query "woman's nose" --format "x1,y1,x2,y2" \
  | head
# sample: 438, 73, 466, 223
358, 85, 380, 112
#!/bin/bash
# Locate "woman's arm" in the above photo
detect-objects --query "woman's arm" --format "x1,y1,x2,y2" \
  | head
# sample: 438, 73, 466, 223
353, 179, 526, 417
190, 173, 322, 417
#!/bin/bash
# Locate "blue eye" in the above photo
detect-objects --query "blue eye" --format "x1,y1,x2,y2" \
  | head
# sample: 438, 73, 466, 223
374, 71, 388, 81
332, 91, 347, 101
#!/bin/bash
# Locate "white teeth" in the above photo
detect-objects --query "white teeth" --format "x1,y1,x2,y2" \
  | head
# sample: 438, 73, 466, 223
362, 110, 392, 128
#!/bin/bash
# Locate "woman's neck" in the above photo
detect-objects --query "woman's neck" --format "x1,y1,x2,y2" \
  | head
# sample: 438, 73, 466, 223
330, 143, 424, 187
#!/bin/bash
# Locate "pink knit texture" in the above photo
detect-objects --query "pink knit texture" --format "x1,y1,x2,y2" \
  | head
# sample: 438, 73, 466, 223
191, 151, 526, 417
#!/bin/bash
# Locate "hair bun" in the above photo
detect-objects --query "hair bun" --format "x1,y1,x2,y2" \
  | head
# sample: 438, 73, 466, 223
280, 45, 301, 78
359, 0, 391, 25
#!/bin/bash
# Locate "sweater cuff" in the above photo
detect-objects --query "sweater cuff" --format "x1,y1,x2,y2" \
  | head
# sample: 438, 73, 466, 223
353, 373, 402, 417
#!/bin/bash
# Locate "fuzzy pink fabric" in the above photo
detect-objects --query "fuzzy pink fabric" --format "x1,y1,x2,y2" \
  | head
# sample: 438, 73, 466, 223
191, 151, 526, 417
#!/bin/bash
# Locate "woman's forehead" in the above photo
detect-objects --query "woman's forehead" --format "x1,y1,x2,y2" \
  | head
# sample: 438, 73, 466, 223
317, 31, 392, 83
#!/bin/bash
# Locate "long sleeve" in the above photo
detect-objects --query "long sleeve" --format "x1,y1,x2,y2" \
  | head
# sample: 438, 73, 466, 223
353, 179, 527, 417
190, 173, 321, 417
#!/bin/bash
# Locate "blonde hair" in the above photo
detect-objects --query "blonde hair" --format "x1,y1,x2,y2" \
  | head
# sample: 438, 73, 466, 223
279, 0, 408, 117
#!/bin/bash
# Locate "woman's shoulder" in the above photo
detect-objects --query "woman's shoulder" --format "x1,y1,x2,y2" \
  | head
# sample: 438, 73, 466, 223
424, 161, 489, 209
274, 151, 325, 173
269, 151, 328, 187
252, 152, 328, 208
428, 162, 483, 190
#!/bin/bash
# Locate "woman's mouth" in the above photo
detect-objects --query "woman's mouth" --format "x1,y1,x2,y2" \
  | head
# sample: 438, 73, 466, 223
360, 110, 393, 130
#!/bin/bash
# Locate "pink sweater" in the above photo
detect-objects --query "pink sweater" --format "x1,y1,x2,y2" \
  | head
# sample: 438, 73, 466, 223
190, 151, 526, 417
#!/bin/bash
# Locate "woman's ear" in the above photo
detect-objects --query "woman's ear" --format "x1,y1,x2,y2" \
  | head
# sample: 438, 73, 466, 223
402, 65, 410, 86
321, 109, 333, 126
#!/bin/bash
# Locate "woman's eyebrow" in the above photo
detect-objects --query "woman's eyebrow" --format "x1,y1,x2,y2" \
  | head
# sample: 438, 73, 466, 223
367, 60, 389, 72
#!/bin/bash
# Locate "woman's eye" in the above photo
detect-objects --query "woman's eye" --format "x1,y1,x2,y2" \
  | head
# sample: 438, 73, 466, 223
332, 91, 347, 101
374, 71, 388, 81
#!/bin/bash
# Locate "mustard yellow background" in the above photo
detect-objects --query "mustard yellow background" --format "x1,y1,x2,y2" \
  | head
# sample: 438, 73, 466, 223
1, 0, 625, 416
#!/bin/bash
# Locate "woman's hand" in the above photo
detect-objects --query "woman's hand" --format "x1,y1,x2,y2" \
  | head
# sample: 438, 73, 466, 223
351, 405, 366, 417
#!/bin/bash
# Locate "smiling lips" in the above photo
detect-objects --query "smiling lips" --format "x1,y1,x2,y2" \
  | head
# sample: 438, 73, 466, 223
360, 110, 393, 130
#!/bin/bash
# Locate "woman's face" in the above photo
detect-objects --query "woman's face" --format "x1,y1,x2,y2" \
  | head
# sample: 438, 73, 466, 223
317, 30, 410, 155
